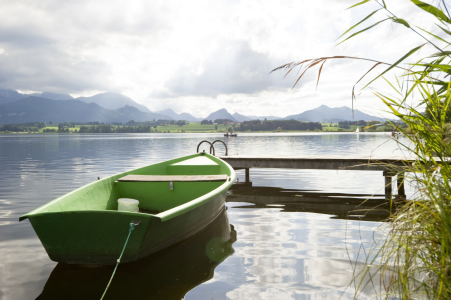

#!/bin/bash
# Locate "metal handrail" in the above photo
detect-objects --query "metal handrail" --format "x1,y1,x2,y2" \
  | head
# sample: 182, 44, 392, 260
211, 140, 228, 156
197, 140, 215, 156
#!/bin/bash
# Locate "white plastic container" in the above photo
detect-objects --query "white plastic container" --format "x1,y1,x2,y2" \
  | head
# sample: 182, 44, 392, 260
117, 198, 139, 213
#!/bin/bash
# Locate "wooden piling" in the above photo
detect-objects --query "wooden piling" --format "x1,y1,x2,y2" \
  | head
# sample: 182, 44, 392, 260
397, 172, 406, 199
383, 171, 395, 200
245, 168, 250, 183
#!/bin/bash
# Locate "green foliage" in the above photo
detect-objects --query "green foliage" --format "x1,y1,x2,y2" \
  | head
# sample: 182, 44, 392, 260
338, 120, 367, 129
238, 120, 322, 131
272, 0, 451, 298
411, 0, 451, 23
391, 17, 410, 28
158, 122, 227, 132
424, 99, 451, 123
0, 122, 46, 132
344, 1, 451, 299
79, 125, 154, 133
57, 123, 70, 133
214, 119, 234, 124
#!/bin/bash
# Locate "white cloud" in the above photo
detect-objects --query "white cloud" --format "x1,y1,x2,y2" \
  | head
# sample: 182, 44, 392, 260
0, 0, 445, 117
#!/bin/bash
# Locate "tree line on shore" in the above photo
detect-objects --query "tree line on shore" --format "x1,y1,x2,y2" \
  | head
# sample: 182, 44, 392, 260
0, 122, 46, 132
1, 119, 396, 133
238, 120, 322, 131
78, 125, 159, 133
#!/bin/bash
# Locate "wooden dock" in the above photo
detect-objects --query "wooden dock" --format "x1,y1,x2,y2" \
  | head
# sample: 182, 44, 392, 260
218, 155, 416, 200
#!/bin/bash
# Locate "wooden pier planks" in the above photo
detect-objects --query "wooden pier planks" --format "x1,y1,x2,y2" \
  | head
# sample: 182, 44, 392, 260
218, 155, 418, 171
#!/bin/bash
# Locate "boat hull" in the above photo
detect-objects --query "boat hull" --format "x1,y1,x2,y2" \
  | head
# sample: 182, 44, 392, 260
38, 209, 236, 299
21, 153, 235, 265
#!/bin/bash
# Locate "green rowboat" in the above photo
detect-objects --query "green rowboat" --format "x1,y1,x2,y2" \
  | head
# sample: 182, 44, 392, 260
19, 153, 236, 265
38, 209, 236, 299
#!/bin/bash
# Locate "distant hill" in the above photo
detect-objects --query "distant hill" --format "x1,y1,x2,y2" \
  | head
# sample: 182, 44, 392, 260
156, 109, 201, 122
232, 112, 252, 122
233, 112, 281, 121
178, 112, 201, 122
283, 105, 385, 122
204, 108, 237, 122
0, 89, 27, 105
247, 115, 281, 120
76, 92, 151, 113
0, 97, 171, 124
0, 88, 387, 124
0, 89, 74, 105
0, 89, 153, 114
29, 92, 73, 100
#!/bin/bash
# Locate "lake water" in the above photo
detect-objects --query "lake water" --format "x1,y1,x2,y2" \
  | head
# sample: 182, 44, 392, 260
0, 133, 413, 299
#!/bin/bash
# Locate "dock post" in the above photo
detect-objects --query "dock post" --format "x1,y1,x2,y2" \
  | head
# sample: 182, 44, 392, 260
397, 172, 406, 199
233, 168, 252, 190
383, 171, 395, 200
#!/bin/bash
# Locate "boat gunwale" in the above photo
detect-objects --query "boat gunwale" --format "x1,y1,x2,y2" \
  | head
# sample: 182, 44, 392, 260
20, 178, 230, 223
19, 153, 236, 222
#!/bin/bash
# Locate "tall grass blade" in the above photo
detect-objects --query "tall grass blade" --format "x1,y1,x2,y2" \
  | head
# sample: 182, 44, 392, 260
316, 60, 326, 89
362, 44, 426, 90
337, 9, 381, 40
436, 24, 451, 35
347, 0, 371, 10
391, 17, 411, 28
416, 26, 451, 45
411, 0, 451, 24
338, 18, 390, 45
429, 50, 451, 57
292, 59, 324, 90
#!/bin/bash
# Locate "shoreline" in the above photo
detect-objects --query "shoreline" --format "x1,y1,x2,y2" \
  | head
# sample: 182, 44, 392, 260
0, 130, 392, 135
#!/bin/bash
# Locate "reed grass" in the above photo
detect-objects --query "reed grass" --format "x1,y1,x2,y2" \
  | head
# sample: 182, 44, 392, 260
353, 77, 451, 299
273, 0, 451, 298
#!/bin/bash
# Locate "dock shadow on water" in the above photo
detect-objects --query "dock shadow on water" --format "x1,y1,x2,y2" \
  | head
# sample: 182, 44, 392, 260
228, 184, 392, 222
36, 210, 236, 300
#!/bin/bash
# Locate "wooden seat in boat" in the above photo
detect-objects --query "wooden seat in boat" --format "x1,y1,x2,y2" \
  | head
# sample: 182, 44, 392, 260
117, 175, 228, 182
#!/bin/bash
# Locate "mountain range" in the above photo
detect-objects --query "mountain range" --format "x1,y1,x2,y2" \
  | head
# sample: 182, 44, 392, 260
0, 89, 386, 124
0, 97, 170, 124
76, 92, 151, 113
155, 109, 200, 122
283, 105, 385, 122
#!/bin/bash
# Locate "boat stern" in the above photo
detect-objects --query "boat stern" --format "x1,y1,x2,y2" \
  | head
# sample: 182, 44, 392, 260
27, 210, 158, 265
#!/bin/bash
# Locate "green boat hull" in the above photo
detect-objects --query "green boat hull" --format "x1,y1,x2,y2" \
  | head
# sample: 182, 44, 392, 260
38, 209, 236, 299
20, 153, 236, 265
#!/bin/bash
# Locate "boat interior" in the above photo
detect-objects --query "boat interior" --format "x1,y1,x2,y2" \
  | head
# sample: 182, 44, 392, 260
25, 154, 231, 217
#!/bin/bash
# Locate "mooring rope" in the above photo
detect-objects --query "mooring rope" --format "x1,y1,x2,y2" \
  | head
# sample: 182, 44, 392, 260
100, 222, 136, 300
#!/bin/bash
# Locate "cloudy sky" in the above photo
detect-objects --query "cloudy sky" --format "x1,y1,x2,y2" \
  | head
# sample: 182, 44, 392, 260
0, 0, 446, 118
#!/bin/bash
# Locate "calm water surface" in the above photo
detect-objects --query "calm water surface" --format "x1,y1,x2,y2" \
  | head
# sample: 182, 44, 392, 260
0, 133, 413, 299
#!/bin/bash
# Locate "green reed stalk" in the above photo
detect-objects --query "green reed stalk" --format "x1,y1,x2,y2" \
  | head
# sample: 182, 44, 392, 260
358, 76, 451, 299
272, 0, 451, 298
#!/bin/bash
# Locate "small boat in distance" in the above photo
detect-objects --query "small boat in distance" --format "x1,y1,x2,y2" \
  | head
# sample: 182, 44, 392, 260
356, 127, 360, 133
20, 153, 236, 265
224, 132, 237, 137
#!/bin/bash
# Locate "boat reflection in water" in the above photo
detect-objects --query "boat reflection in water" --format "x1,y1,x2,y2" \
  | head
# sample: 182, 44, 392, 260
37, 209, 236, 300
228, 184, 392, 221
